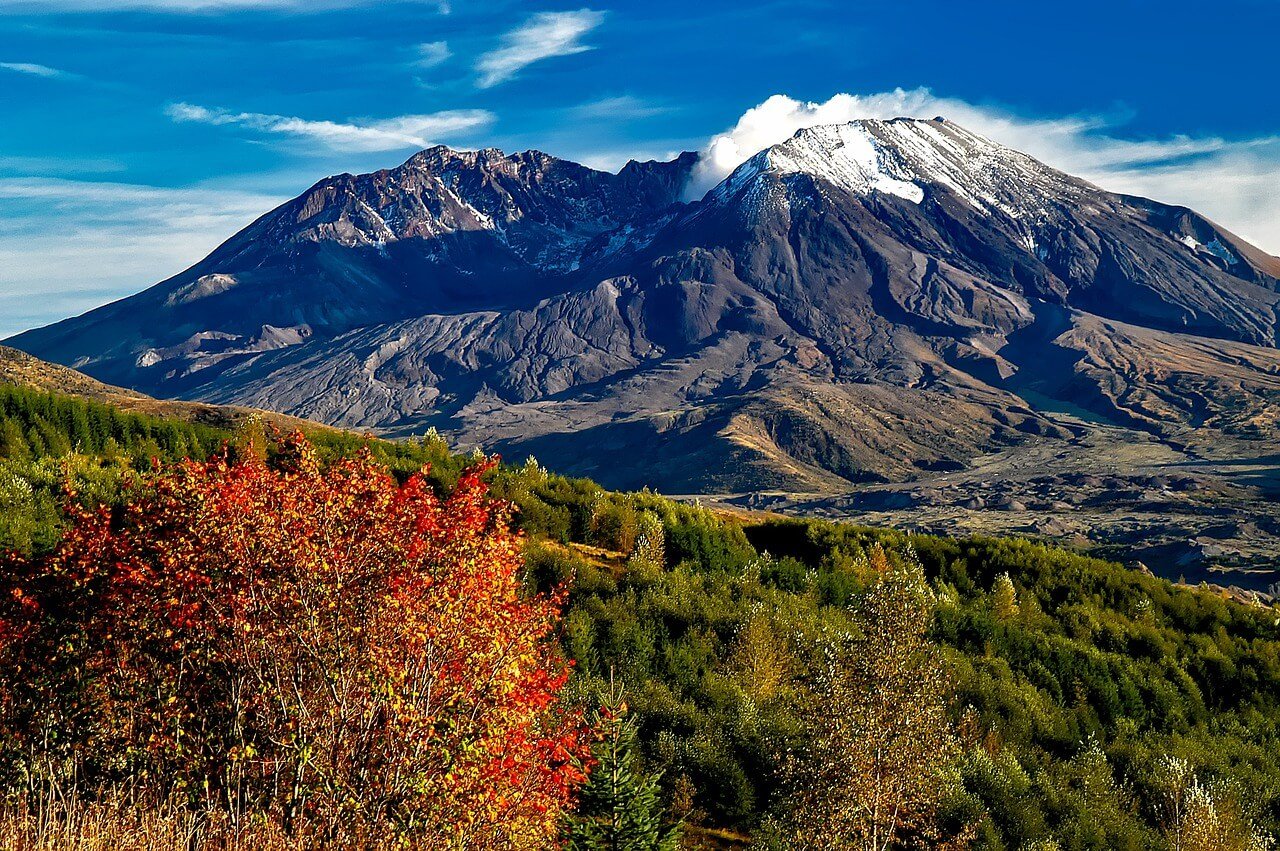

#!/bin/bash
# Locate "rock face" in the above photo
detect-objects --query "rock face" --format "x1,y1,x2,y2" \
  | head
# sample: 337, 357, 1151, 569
8, 118, 1280, 493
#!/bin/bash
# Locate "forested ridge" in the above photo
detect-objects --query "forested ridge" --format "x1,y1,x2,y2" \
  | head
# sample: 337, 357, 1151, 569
0, 381, 1277, 849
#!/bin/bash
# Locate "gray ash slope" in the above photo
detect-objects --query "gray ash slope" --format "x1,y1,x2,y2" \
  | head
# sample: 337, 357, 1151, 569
10, 118, 1280, 500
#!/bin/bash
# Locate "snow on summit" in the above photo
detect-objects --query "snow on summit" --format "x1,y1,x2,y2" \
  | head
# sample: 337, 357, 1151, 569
712, 117, 1091, 220
763, 123, 925, 204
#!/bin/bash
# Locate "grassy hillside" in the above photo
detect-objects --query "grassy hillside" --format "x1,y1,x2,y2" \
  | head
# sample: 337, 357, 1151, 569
1, 377, 1277, 848
0, 344, 332, 434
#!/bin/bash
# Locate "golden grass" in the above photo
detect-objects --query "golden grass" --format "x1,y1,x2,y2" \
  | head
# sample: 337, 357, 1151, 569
2, 797, 257, 851
0, 793, 390, 851
682, 825, 751, 849
0, 343, 337, 436
0, 796, 749, 849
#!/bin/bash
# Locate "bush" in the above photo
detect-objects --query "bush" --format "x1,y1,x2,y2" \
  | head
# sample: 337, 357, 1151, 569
0, 434, 591, 846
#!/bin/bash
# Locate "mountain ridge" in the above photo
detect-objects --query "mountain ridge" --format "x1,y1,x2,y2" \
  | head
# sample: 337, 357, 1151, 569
8, 117, 1280, 505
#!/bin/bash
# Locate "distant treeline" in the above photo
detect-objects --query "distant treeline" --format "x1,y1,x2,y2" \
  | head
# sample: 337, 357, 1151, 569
0, 384, 228, 463
0, 383, 465, 553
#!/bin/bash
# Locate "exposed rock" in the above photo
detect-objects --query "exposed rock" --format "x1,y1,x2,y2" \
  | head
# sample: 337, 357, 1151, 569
7, 118, 1280, 496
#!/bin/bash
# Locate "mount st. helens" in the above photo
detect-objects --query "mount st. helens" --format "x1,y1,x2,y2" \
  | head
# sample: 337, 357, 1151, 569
9, 118, 1280, 580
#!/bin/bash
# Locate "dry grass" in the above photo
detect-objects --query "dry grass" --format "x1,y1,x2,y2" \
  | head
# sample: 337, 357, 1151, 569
0, 344, 336, 436
0, 794, 749, 849
682, 825, 751, 849
0, 793, 394, 851
1, 796, 262, 851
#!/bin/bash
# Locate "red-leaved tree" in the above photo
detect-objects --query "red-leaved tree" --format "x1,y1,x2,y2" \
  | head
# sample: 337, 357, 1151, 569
0, 433, 590, 848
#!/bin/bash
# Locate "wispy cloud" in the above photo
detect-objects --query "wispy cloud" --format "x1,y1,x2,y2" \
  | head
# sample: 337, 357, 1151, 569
0, 176, 286, 337
574, 147, 685, 173
166, 102, 495, 152
0, 61, 68, 78
476, 9, 604, 88
413, 40, 450, 69
571, 95, 671, 121
690, 89, 1280, 254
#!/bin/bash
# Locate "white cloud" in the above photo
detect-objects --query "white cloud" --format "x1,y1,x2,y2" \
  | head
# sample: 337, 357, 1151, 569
413, 40, 451, 69
0, 177, 287, 337
689, 89, 1280, 254
166, 102, 495, 152
476, 9, 603, 88
0, 61, 67, 77
1099, 147, 1280, 252
571, 95, 671, 121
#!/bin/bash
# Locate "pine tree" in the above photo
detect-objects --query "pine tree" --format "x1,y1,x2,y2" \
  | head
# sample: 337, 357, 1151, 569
24, 425, 47, 458
629, 511, 666, 570
992, 572, 1019, 620
729, 613, 792, 703
0, 418, 30, 461
566, 679, 683, 851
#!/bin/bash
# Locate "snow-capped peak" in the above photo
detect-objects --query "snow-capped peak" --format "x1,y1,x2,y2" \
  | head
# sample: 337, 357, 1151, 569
759, 122, 925, 203
711, 117, 1091, 219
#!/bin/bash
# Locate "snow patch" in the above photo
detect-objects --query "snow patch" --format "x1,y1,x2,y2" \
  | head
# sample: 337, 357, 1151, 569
1176, 233, 1237, 266
762, 123, 925, 204
1205, 237, 1238, 266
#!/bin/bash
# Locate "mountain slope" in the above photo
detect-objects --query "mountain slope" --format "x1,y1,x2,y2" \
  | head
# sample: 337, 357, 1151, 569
0, 344, 333, 434
8, 118, 1280, 499
12, 148, 696, 393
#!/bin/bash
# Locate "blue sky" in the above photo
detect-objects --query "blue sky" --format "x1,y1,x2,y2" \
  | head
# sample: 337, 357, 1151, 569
2, 0, 1278, 337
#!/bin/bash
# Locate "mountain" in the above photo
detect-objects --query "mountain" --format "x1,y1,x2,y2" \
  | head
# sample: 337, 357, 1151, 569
10, 147, 696, 392
8, 118, 1280, 509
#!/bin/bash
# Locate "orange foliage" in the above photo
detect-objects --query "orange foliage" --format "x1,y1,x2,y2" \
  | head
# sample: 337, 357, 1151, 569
0, 433, 589, 848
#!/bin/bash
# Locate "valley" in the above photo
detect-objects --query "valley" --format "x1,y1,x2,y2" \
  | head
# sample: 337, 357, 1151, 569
718, 423, 1280, 594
